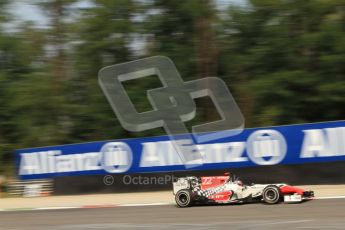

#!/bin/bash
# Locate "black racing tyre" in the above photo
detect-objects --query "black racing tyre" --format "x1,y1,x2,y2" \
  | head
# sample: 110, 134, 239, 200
175, 189, 194, 207
262, 185, 281, 204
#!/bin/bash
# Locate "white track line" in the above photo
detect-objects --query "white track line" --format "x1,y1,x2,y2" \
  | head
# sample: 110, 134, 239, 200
315, 195, 345, 200
1, 195, 345, 212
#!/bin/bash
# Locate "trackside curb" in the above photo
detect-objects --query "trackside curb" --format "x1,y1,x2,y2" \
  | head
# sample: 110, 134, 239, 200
0, 203, 173, 212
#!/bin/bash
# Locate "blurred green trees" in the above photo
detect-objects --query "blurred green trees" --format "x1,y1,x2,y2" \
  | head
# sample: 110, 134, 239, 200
0, 0, 344, 174
220, 0, 345, 127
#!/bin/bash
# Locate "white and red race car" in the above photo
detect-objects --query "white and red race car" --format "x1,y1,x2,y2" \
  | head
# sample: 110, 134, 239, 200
173, 173, 314, 207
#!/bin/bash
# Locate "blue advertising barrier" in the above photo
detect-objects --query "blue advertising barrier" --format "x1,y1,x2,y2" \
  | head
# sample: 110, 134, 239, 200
16, 120, 345, 180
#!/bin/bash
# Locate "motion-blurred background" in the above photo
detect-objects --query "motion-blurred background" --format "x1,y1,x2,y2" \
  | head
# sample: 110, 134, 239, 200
0, 0, 344, 177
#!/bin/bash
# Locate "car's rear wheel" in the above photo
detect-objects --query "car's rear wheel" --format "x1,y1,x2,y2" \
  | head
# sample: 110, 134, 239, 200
263, 185, 281, 204
175, 189, 194, 207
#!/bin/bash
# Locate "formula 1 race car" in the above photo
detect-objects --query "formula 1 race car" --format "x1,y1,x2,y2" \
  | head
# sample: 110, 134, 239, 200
173, 173, 314, 207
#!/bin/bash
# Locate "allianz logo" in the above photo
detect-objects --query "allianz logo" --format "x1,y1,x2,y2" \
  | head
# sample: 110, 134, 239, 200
19, 142, 132, 175
19, 127, 345, 175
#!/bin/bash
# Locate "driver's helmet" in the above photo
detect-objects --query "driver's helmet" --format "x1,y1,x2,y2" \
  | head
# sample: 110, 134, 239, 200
235, 180, 243, 186
190, 177, 200, 187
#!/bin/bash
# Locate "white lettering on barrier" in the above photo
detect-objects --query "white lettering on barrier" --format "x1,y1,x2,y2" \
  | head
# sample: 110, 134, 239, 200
19, 152, 42, 175
140, 141, 183, 167
19, 142, 132, 175
19, 126, 345, 176
300, 127, 345, 158
246, 130, 287, 165
101, 142, 133, 173
253, 139, 280, 157
139, 141, 247, 167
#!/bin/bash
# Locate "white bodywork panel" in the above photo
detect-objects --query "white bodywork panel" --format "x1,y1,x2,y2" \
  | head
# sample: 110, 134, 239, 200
284, 194, 302, 202
173, 178, 190, 195
227, 184, 286, 200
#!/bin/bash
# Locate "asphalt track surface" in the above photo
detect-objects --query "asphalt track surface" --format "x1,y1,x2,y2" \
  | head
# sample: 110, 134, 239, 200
0, 199, 344, 230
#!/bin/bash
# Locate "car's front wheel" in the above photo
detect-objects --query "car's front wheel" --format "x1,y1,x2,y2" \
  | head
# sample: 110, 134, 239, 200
175, 189, 194, 207
262, 185, 281, 204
